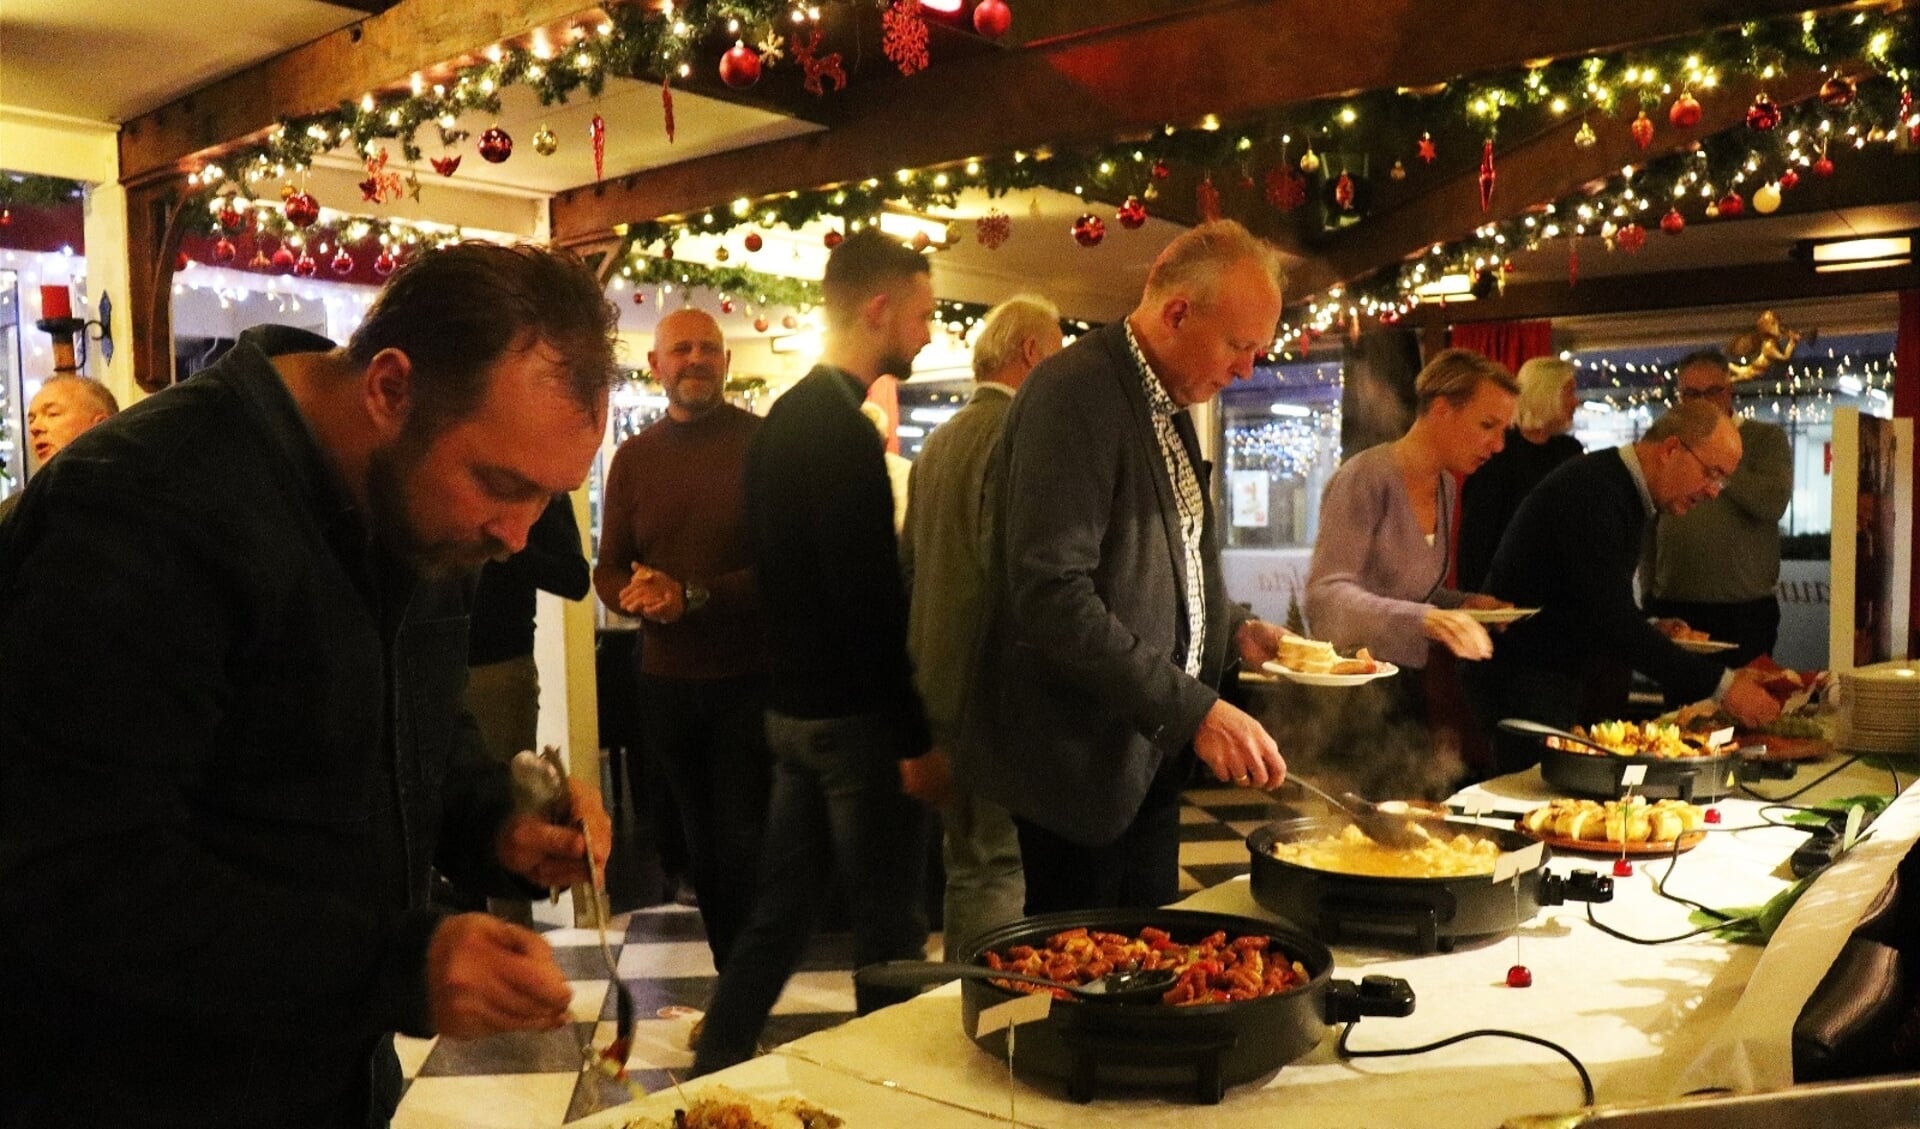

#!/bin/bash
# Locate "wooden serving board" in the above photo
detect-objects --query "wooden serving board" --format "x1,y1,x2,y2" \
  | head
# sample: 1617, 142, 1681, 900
1515, 824, 1707, 856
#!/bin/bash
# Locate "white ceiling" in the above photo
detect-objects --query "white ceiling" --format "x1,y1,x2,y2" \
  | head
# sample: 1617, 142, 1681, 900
0, 0, 362, 123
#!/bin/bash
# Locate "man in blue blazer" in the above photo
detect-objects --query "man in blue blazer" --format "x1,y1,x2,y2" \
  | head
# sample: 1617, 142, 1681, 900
961, 221, 1295, 913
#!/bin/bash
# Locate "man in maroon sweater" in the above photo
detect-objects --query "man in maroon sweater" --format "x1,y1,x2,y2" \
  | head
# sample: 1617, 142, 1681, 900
593, 308, 767, 976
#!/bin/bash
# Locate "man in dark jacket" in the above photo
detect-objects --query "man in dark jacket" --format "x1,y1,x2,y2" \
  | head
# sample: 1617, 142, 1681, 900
0, 243, 617, 1128
961, 220, 1295, 914
1467, 399, 1782, 772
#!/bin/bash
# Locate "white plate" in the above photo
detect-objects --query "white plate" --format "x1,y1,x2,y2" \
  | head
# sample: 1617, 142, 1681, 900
1261, 659, 1401, 687
1675, 638, 1739, 654
1463, 607, 1540, 625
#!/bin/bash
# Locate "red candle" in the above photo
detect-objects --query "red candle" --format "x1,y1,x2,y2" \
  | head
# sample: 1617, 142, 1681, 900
40, 284, 73, 321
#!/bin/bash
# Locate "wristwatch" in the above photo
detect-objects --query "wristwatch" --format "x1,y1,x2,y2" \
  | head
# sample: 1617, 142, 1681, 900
682, 581, 711, 614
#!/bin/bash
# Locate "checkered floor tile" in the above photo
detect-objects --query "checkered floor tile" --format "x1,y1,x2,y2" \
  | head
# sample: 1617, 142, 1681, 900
390, 788, 1270, 1126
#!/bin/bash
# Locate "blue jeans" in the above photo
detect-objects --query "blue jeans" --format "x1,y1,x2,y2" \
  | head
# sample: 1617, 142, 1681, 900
690, 710, 929, 1075
638, 673, 770, 972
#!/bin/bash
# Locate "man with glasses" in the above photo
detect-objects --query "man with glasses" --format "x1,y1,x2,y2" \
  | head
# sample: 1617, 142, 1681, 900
1641, 351, 1794, 666
1465, 400, 1781, 773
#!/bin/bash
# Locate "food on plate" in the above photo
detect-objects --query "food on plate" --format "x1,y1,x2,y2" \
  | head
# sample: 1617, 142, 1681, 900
1520, 796, 1705, 845
1267, 822, 1501, 878
1568, 719, 1721, 759
1674, 661, 1830, 740
621, 1086, 843, 1129
1656, 619, 1711, 643
983, 925, 1309, 1006
1277, 635, 1379, 675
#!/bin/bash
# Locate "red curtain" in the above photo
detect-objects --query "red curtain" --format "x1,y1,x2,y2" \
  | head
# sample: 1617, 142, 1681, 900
1896, 290, 1919, 658
1448, 319, 1554, 374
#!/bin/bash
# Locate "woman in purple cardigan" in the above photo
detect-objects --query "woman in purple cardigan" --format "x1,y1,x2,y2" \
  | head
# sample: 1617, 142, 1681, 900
1304, 350, 1518, 776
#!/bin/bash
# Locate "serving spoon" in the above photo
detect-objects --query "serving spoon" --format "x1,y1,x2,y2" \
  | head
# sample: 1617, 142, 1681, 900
1284, 774, 1438, 849
1496, 717, 1621, 757
854, 960, 1181, 1003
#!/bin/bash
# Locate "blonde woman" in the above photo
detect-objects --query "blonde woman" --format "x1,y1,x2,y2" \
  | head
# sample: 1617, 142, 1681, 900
1456, 356, 1582, 591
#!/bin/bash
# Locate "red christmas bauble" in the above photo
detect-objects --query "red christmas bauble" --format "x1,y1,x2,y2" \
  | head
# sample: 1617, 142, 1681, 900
1660, 208, 1686, 235
1150, 160, 1170, 180
212, 237, 238, 263
1617, 223, 1647, 253
1819, 76, 1857, 109
478, 126, 513, 163
293, 252, 318, 278
720, 41, 762, 89
1745, 94, 1780, 132
1072, 213, 1106, 247
1506, 965, 1534, 989
270, 246, 296, 271
753, 315, 770, 333
823, 231, 844, 249
373, 250, 397, 276
1716, 191, 1744, 218
973, 0, 1012, 38
1116, 195, 1148, 229
331, 249, 355, 276
283, 191, 320, 228
744, 232, 764, 253
174, 251, 191, 271
782, 314, 799, 330
1629, 110, 1655, 150
217, 204, 246, 233
720, 298, 735, 314
1704, 807, 1722, 824
1779, 168, 1801, 191
1668, 91, 1702, 129
631, 290, 647, 305
660, 244, 674, 261
1813, 155, 1835, 177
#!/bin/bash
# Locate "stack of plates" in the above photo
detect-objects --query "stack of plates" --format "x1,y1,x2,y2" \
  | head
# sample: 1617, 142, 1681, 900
1835, 662, 1920, 754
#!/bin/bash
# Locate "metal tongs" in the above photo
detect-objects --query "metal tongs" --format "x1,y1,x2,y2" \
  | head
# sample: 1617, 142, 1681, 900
1286, 774, 1439, 849
510, 747, 636, 1081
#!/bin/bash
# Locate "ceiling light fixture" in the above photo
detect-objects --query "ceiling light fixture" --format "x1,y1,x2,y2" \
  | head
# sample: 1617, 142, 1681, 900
1799, 233, 1913, 273
876, 210, 955, 249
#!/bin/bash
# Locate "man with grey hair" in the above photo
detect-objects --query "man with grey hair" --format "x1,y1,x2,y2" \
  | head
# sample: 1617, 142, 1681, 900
0, 375, 121, 523
1641, 350, 1793, 666
903, 294, 1061, 952
1467, 399, 1781, 772
961, 221, 1296, 913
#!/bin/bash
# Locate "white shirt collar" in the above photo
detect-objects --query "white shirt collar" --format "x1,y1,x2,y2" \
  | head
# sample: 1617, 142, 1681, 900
1616, 443, 1657, 518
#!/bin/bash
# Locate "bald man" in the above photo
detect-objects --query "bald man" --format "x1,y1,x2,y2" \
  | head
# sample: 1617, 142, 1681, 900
592, 309, 768, 979
0, 375, 120, 524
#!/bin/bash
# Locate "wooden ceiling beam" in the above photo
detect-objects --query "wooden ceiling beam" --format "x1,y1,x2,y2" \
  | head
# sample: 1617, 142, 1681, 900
118, 1, 607, 186
550, 0, 1838, 245
1286, 67, 1833, 296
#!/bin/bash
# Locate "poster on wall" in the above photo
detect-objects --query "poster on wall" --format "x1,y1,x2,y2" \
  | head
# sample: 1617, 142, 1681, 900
1229, 469, 1270, 528
1829, 408, 1914, 670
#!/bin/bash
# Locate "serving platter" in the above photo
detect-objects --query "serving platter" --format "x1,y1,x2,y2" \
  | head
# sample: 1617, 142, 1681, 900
1675, 638, 1739, 654
1516, 824, 1706, 856
1261, 659, 1399, 687
1463, 607, 1540, 624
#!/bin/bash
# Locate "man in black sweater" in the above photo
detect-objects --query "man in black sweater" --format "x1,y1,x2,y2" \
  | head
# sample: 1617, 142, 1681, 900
692, 229, 945, 1075
1466, 400, 1781, 773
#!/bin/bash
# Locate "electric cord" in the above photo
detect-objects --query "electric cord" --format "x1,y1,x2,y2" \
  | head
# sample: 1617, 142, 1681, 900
1736, 755, 1862, 803
1337, 1021, 1595, 1107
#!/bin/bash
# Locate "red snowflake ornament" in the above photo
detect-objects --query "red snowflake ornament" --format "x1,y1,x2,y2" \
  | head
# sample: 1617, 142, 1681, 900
1265, 167, 1307, 211
976, 209, 1012, 249
882, 0, 930, 76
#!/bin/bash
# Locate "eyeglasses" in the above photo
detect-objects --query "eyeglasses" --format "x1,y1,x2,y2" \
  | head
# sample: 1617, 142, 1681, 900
1677, 384, 1731, 401
1679, 440, 1733, 487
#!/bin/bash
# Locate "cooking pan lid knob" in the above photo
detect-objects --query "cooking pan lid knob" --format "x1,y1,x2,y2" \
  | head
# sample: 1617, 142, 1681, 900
1326, 975, 1417, 1023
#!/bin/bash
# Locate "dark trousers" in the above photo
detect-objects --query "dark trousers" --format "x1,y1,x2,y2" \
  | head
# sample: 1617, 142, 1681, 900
1644, 595, 1781, 669
637, 672, 770, 972
1013, 760, 1186, 915
691, 710, 930, 1075
1461, 662, 1583, 775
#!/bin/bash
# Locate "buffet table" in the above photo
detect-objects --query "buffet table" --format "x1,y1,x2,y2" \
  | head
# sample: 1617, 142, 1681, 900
583, 758, 1919, 1128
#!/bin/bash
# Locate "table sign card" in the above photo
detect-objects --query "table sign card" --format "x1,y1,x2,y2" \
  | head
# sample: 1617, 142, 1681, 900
975, 989, 1051, 1037
1493, 842, 1546, 884
1620, 764, 1648, 787
1844, 804, 1865, 851
1707, 727, 1736, 749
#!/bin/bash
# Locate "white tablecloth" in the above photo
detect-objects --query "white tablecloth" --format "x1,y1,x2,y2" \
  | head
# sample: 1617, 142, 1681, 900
583, 758, 1919, 1128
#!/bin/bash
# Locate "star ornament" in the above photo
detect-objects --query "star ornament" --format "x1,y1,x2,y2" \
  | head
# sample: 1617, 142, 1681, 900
1417, 132, 1437, 163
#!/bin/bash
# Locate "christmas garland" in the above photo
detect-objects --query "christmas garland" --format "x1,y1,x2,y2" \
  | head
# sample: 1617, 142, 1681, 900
0, 175, 87, 209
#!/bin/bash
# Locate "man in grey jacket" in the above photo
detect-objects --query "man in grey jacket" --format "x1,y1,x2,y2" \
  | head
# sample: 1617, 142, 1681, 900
904, 294, 1062, 954
961, 221, 1294, 914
